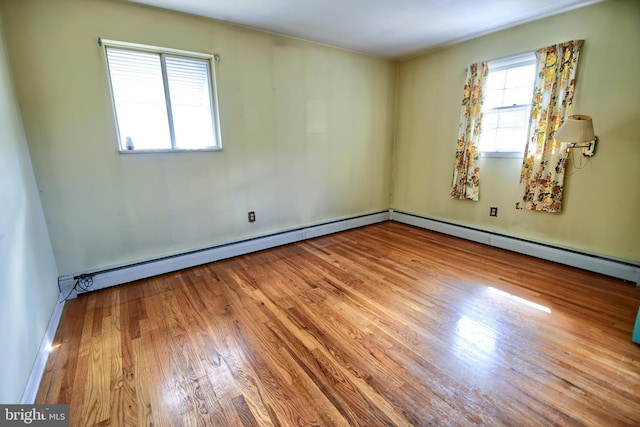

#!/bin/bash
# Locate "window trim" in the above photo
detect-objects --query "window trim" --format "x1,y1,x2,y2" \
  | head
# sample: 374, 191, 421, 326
480, 51, 536, 159
99, 38, 223, 153
480, 151, 525, 159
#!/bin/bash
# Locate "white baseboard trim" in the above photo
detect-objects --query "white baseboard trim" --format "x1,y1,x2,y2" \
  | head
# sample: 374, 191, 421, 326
21, 297, 66, 404
390, 210, 640, 284
59, 211, 390, 297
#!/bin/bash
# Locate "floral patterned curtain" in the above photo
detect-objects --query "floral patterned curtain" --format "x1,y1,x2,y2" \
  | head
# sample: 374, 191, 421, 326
450, 61, 488, 201
516, 40, 584, 212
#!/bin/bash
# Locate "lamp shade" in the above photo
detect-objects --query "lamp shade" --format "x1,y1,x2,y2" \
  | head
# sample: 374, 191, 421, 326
554, 114, 595, 143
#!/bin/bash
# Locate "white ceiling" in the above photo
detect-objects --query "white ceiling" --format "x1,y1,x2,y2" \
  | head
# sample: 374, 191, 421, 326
128, 0, 603, 58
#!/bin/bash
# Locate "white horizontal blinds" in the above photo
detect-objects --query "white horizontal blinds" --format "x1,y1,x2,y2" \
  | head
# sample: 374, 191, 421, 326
105, 47, 172, 150
164, 56, 215, 149
480, 52, 536, 153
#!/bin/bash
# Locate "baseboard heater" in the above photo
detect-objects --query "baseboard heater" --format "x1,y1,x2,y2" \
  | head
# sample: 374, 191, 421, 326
58, 211, 391, 298
59, 209, 639, 298
390, 210, 640, 285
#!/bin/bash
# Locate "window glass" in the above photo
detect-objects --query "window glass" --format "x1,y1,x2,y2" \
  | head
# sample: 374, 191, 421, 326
106, 48, 172, 150
480, 54, 536, 156
165, 56, 215, 150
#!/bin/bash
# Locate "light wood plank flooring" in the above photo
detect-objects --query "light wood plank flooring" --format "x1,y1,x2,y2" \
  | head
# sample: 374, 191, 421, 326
37, 222, 640, 426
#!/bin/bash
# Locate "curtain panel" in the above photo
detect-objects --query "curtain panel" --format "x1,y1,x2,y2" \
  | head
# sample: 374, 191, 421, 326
450, 61, 488, 201
516, 40, 584, 213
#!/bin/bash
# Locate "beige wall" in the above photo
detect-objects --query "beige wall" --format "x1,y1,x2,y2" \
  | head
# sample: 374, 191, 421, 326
0, 12, 59, 402
393, 0, 640, 263
0, 0, 397, 276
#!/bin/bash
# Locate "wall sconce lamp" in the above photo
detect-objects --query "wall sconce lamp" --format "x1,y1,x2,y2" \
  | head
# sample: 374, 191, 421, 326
554, 114, 597, 157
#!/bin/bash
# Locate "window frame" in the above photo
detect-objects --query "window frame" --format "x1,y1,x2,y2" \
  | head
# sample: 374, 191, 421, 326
100, 38, 223, 153
480, 52, 536, 159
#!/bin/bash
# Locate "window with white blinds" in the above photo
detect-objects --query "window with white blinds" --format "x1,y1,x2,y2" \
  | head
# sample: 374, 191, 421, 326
102, 39, 221, 152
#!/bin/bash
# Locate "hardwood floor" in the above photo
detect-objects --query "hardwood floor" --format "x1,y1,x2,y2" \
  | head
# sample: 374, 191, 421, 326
37, 222, 640, 426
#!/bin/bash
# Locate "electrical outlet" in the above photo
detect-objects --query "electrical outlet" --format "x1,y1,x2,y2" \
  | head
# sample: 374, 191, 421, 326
248, 211, 256, 223
490, 207, 498, 217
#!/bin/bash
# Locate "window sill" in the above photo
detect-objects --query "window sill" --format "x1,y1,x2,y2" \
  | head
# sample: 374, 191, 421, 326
481, 151, 523, 159
119, 147, 223, 154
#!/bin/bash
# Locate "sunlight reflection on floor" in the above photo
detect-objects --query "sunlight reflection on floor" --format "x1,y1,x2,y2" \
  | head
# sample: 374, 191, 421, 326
455, 316, 496, 356
452, 285, 552, 374
486, 287, 552, 314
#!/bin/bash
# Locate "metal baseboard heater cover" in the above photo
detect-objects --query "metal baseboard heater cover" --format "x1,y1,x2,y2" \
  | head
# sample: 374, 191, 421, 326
390, 210, 640, 285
